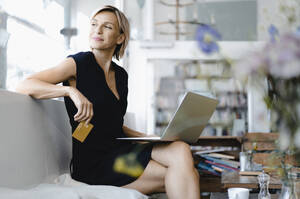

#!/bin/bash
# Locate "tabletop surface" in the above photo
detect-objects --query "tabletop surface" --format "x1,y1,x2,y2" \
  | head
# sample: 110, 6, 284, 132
221, 171, 281, 189
210, 193, 279, 199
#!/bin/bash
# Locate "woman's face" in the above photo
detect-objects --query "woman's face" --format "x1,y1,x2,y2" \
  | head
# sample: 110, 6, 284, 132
89, 11, 124, 51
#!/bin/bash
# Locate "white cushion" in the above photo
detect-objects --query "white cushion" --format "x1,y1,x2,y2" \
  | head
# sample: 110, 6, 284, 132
0, 174, 148, 199
0, 185, 79, 199
53, 173, 148, 199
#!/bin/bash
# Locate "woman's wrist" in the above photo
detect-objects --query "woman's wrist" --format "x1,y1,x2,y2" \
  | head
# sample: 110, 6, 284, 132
65, 86, 75, 97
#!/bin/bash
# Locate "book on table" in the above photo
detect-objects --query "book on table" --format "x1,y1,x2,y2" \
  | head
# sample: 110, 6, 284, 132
196, 152, 240, 176
204, 160, 239, 172
204, 153, 235, 160
200, 155, 240, 168
211, 165, 224, 173
197, 162, 221, 176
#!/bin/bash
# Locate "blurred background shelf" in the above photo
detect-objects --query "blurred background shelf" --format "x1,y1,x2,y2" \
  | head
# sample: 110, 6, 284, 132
153, 59, 248, 136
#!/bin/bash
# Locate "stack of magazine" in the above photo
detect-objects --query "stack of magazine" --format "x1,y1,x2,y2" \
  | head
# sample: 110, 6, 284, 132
195, 151, 240, 176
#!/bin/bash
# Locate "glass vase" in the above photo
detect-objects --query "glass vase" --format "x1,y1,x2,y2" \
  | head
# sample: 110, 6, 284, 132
279, 172, 300, 199
258, 172, 271, 199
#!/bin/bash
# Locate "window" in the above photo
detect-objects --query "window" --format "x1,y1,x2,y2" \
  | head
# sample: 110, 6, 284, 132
4, 0, 67, 91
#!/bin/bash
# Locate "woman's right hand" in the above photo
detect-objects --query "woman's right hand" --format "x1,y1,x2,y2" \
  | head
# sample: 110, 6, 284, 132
68, 87, 94, 125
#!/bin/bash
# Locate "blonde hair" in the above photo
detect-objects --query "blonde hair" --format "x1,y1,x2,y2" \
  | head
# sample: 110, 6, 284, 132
91, 5, 130, 60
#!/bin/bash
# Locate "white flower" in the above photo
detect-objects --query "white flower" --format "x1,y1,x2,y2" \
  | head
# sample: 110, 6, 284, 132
233, 51, 267, 81
234, 33, 300, 80
265, 34, 300, 79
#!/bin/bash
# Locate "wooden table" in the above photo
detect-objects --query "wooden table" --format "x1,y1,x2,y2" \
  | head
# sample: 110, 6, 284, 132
193, 136, 242, 148
210, 192, 279, 199
221, 171, 281, 189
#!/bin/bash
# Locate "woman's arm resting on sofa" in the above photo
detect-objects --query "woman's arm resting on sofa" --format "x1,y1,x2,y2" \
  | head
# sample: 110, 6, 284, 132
15, 58, 76, 99
15, 58, 94, 125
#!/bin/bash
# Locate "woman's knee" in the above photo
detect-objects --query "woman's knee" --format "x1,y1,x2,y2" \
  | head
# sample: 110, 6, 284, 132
173, 141, 192, 156
170, 141, 193, 165
171, 141, 190, 152
151, 141, 194, 168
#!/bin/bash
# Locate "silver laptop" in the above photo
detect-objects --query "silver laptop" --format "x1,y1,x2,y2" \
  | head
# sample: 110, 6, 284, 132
117, 91, 218, 143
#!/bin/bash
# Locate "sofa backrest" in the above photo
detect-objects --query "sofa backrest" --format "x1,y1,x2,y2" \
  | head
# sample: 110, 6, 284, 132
0, 89, 72, 189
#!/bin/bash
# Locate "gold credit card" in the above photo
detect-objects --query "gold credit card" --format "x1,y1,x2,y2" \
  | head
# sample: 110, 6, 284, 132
72, 122, 94, 143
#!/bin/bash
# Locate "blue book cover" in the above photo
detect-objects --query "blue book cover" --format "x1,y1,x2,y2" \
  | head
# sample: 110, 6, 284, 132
197, 162, 221, 176
204, 160, 238, 172
200, 155, 239, 168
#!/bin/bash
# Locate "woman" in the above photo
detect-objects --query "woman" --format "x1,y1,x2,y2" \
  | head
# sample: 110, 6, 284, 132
16, 5, 200, 199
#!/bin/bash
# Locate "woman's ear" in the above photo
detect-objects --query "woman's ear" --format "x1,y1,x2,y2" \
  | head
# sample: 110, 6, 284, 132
117, 33, 125, 45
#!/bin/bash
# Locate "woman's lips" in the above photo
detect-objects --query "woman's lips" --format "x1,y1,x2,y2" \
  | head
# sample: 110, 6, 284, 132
93, 37, 103, 41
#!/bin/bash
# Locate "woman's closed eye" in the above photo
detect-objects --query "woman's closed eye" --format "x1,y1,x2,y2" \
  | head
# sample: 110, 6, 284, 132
104, 25, 113, 29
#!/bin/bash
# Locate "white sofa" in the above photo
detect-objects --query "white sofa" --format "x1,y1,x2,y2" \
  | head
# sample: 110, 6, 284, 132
0, 89, 150, 199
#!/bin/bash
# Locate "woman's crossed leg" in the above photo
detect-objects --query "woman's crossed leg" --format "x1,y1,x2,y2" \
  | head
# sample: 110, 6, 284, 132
122, 141, 200, 199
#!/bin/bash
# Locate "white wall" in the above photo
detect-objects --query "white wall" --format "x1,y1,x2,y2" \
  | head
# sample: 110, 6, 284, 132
257, 0, 277, 41
257, 0, 300, 40
243, 0, 273, 132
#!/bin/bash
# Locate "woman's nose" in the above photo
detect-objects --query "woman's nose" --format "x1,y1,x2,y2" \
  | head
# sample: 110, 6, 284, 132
95, 25, 103, 34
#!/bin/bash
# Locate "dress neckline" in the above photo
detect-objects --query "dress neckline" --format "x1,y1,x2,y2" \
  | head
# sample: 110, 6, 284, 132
89, 51, 120, 102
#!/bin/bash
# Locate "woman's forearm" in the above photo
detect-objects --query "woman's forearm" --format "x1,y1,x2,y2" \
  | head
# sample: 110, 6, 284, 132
16, 78, 71, 99
123, 125, 146, 137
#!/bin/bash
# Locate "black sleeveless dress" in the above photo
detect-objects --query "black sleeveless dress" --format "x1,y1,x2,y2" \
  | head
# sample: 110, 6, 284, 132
62, 51, 153, 186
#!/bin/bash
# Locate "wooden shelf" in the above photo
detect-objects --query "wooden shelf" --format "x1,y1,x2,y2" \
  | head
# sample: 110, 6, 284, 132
216, 106, 247, 110
193, 136, 242, 147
